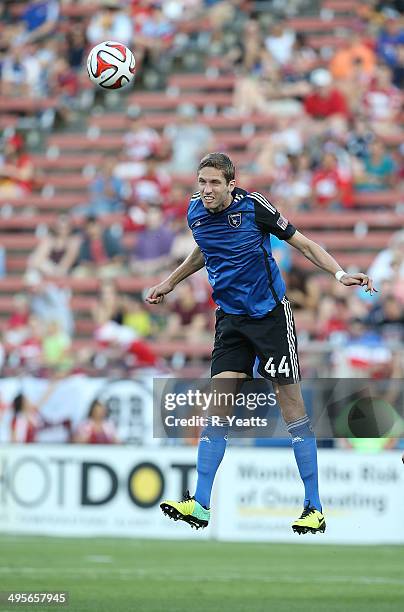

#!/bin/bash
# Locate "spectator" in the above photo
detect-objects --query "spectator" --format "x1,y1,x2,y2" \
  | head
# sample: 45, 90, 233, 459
376, 17, 404, 68
136, 4, 175, 62
317, 295, 350, 342
86, 0, 134, 47
75, 216, 125, 278
42, 319, 72, 370
164, 103, 214, 173
366, 291, 404, 342
329, 34, 376, 81
25, 270, 74, 337
354, 138, 397, 191
77, 156, 125, 217
92, 280, 126, 326
312, 151, 353, 209
10, 315, 43, 371
123, 109, 162, 162
362, 63, 401, 132
346, 116, 374, 160
368, 230, 404, 286
123, 297, 153, 337
65, 23, 87, 71
286, 268, 321, 313
332, 318, 393, 378
73, 399, 120, 444
170, 218, 197, 263
161, 185, 189, 223
304, 69, 349, 120
0, 134, 35, 199
20, 0, 60, 44
4, 294, 30, 349
283, 32, 318, 81
265, 22, 295, 66
131, 207, 175, 276
0, 44, 42, 97
130, 153, 172, 206
11, 392, 44, 443
391, 42, 404, 87
163, 281, 210, 341
27, 214, 81, 277
48, 57, 80, 120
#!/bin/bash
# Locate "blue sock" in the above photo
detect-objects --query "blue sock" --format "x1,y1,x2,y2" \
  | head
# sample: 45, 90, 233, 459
287, 415, 322, 512
194, 417, 228, 508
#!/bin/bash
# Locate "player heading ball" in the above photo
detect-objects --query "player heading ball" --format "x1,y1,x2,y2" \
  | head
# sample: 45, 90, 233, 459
147, 152, 377, 534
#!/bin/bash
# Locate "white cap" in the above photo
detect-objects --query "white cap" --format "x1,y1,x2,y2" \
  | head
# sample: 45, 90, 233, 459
310, 69, 332, 87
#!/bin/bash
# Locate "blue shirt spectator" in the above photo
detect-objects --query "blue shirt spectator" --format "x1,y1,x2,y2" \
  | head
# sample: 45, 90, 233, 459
22, 1, 59, 42
377, 19, 404, 67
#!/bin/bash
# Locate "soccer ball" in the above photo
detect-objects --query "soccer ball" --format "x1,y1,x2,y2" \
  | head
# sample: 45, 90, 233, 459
87, 41, 136, 89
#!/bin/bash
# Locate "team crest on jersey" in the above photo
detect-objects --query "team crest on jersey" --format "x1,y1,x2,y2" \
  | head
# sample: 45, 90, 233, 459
228, 212, 242, 228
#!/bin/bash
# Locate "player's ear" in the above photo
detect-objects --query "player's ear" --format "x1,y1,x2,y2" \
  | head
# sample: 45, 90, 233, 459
228, 179, 236, 192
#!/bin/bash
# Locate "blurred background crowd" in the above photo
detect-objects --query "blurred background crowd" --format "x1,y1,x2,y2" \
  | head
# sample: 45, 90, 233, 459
0, 0, 403, 447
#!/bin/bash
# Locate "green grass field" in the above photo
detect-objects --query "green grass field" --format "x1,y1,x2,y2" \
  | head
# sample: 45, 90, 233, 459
1, 536, 403, 612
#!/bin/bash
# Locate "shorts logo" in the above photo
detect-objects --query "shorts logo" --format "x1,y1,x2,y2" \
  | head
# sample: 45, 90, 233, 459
228, 212, 242, 228
277, 215, 288, 230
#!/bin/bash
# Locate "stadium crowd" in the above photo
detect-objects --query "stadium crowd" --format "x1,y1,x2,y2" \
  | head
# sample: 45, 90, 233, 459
0, 0, 403, 391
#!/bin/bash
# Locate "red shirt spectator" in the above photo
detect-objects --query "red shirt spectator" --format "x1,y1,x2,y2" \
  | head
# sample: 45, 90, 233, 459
304, 69, 349, 119
312, 152, 353, 208
0, 134, 34, 197
74, 400, 119, 444
130, 154, 171, 205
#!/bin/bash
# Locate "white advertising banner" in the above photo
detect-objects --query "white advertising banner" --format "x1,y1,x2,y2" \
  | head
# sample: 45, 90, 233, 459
0, 445, 209, 539
216, 448, 404, 544
0, 446, 403, 543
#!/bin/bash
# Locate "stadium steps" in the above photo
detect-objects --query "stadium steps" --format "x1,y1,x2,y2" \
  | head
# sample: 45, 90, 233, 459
0, 211, 401, 235
87, 112, 278, 132
0, 276, 160, 294
0, 231, 393, 255
286, 16, 355, 31
322, 0, 364, 14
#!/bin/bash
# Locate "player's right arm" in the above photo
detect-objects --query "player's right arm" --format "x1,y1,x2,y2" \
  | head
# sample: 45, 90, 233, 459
146, 245, 205, 304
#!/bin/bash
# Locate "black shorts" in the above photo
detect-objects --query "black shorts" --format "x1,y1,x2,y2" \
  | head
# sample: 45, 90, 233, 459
211, 296, 301, 385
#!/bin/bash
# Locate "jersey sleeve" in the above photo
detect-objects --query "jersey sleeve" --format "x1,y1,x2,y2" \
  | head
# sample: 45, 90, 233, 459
250, 191, 297, 240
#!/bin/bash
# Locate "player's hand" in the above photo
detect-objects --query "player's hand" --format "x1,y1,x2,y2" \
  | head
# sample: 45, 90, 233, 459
339, 273, 378, 295
145, 279, 174, 304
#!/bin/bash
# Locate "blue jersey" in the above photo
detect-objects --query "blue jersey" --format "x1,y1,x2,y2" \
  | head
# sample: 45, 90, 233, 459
187, 188, 297, 318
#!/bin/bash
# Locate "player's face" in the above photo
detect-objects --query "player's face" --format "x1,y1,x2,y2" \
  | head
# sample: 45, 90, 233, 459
197, 167, 235, 213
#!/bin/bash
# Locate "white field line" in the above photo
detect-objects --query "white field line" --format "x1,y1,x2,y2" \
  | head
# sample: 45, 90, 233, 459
0, 567, 403, 586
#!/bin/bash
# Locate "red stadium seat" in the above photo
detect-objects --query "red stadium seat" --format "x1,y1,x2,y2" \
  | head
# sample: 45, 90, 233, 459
353, 191, 403, 207
322, 0, 363, 13
88, 113, 276, 132
293, 212, 404, 229
127, 92, 234, 110
168, 74, 235, 90
286, 16, 355, 31
0, 195, 84, 210
47, 134, 124, 150
294, 251, 375, 270
0, 97, 59, 113
32, 155, 104, 171
306, 35, 350, 50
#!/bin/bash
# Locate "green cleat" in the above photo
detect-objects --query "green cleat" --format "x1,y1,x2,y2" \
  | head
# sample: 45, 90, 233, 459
160, 491, 210, 530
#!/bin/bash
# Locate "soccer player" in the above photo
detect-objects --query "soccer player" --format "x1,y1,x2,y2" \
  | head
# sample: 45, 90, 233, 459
146, 153, 377, 535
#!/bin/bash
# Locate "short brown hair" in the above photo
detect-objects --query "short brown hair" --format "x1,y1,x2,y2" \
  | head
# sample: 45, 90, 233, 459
197, 152, 235, 184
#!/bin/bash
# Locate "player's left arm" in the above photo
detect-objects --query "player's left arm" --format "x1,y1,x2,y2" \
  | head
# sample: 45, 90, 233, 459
287, 230, 378, 294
